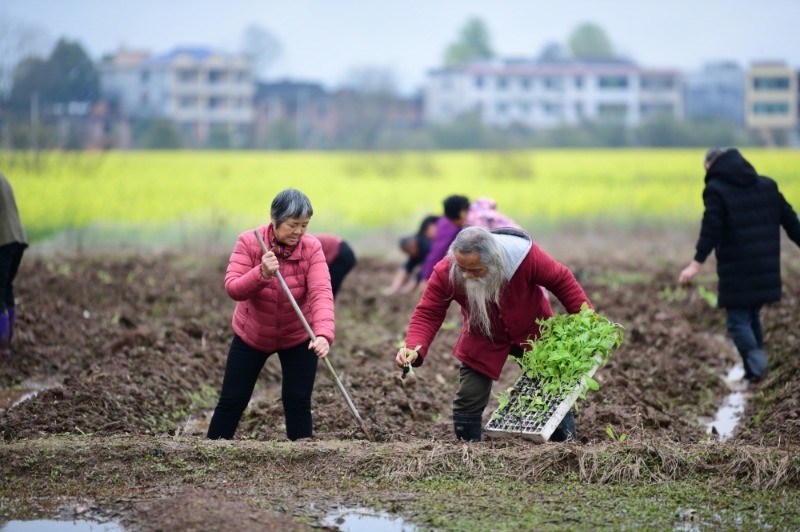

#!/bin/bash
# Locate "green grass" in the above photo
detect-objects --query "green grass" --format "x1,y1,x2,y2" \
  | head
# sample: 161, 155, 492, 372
406, 477, 799, 530
2, 436, 798, 530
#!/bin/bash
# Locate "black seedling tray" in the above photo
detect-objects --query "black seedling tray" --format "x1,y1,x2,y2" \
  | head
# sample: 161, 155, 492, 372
485, 362, 600, 442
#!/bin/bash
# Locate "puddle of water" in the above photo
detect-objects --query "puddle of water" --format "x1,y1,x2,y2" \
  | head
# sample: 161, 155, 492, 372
321, 507, 417, 531
707, 392, 746, 441
0, 378, 62, 412
0, 388, 38, 410
705, 364, 749, 441
1, 520, 122, 532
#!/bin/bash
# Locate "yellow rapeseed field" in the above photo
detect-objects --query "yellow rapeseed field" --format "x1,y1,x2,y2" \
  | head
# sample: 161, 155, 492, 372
5, 148, 799, 245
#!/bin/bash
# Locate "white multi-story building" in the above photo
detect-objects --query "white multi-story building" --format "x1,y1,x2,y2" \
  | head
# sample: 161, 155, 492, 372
425, 58, 682, 129
99, 47, 254, 147
745, 61, 798, 135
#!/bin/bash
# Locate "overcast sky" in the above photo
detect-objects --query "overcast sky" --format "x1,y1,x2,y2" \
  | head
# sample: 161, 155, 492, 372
2, 0, 798, 93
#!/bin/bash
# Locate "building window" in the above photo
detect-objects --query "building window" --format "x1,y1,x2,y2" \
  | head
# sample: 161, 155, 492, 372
752, 102, 790, 115
575, 76, 583, 89
641, 76, 674, 90
598, 76, 628, 89
140, 70, 150, 83
177, 69, 197, 83
497, 77, 508, 90
180, 96, 197, 108
208, 70, 223, 83
496, 102, 507, 114
597, 103, 628, 120
753, 77, 790, 90
209, 96, 224, 109
542, 77, 563, 90
520, 78, 531, 90
641, 103, 674, 116
518, 102, 530, 114
542, 102, 562, 116
474, 76, 484, 89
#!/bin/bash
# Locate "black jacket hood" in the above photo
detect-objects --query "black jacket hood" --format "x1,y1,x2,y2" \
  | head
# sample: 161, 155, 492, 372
705, 149, 758, 187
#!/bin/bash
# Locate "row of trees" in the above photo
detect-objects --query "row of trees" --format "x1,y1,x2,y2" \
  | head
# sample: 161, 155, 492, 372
444, 19, 617, 67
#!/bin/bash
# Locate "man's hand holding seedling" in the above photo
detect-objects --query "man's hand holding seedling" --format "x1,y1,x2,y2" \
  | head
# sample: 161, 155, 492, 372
395, 344, 421, 379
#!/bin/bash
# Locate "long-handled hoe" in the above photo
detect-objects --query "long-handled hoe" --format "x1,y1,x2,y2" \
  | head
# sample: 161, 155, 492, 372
254, 230, 373, 441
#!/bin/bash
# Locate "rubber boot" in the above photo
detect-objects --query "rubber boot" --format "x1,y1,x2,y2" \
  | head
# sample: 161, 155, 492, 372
453, 412, 482, 442
0, 310, 10, 361
7, 306, 15, 345
549, 410, 578, 442
744, 349, 768, 383
285, 416, 313, 441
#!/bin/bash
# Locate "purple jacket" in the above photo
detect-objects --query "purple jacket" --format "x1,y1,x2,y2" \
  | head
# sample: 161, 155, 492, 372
419, 216, 461, 280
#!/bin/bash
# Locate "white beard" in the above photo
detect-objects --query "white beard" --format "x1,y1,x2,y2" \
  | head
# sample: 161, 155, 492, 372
459, 270, 504, 338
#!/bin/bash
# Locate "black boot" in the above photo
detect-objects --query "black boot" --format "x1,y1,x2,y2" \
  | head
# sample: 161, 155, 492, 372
743, 349, 767, 383
453, 413, 482, 442
286, 415, 313, 441
549, 410, 578, 442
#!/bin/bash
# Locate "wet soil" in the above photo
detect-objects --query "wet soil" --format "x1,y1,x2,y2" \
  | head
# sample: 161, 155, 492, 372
1, 234, 799, 529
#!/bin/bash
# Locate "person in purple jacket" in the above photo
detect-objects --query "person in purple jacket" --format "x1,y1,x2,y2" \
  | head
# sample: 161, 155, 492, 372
418, 195, 470, 290
419, 195, 521, 292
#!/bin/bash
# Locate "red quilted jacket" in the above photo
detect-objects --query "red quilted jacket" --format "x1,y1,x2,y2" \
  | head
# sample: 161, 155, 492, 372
405, 241, 590, 381
225, 225, 335, 352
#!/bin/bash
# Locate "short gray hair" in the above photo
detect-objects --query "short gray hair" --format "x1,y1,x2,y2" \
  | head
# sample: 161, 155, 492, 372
449, 226, 503, 271
271, 188, 314, 227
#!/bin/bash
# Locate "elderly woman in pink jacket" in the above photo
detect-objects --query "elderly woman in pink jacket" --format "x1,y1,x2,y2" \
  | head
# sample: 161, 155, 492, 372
207, 188, 334, 441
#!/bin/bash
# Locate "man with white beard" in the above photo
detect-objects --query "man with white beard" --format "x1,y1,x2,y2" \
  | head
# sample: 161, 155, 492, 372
395, 226, 591, 442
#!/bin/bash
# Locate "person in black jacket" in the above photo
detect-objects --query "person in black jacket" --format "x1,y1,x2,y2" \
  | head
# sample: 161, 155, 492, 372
679, 148, 800, 384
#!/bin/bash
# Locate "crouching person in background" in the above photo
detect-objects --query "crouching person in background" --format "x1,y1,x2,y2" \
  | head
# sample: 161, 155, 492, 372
313, 233, 357, 299
394, 226, 591, 442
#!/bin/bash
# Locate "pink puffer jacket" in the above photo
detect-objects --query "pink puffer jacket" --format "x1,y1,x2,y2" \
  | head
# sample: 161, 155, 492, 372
225, 225, 335, 352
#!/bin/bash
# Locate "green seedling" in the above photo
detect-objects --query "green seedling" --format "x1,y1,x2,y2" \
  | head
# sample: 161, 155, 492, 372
401, 344, 422, 380
497, 304, 623, 417
605, 425, 628, 442
696, 285, 718, 308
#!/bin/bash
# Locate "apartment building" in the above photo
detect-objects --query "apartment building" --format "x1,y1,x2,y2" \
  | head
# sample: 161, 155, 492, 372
99, 47, 254, 147
744, 61, 798, 141
425, 58, 682, 129
684, 61, 745, 126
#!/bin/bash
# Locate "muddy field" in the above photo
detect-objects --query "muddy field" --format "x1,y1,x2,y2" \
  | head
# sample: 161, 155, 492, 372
1, 231, 799, 530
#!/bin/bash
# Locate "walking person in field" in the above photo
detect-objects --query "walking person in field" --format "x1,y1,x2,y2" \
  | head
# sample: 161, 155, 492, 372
679, 148, 800, 385
395, 226, 591, 442
312, 233, 357, 298
207, 188, 334, 441
0, 172, 27, 361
